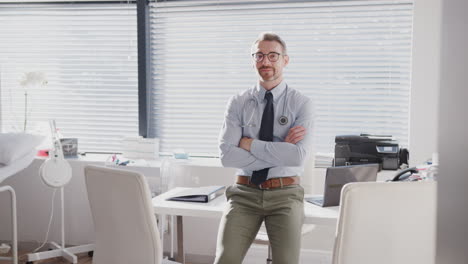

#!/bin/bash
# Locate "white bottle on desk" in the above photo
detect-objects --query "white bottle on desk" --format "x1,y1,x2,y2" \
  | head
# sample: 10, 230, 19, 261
420, 153, 438, 181
426, 153, 439, 181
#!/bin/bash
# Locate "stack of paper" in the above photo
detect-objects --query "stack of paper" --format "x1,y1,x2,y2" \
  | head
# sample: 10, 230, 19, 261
122, 137, 159, 160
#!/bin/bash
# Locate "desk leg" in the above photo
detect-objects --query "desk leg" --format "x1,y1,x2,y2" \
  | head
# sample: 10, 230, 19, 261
158, 214, 165, 255
176, 215, 185, 264
170, 215, 175, 259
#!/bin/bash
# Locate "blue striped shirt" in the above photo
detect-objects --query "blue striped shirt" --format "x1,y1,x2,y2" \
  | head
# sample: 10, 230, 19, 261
218, 80, 314, 179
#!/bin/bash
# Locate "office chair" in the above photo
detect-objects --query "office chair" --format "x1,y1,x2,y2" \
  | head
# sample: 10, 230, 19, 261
332, 181, 436, 264
84, 165, 179, 264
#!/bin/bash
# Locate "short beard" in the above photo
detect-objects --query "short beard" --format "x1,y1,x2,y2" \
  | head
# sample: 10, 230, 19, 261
258, 67, 276, 81
260, 74, 279, 83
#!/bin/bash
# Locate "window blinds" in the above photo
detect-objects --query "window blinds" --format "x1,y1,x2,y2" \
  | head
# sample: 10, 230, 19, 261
149, 0, 414, 155
0, 3, 138, 152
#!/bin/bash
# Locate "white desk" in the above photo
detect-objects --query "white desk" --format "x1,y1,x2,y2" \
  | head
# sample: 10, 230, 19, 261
152, 187, 339, 263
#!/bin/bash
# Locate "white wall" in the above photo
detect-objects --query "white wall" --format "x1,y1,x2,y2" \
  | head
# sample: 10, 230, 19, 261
0, 159, 112, 245
436, 0, 468, 263
409, 0, 442, 166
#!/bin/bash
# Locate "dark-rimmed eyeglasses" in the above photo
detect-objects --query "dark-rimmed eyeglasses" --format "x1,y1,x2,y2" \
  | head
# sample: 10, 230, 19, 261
251, 52, 282, 62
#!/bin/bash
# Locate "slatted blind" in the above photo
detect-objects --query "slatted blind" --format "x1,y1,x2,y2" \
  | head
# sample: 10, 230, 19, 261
149, 0, 414, 155
0, 3, 138, 152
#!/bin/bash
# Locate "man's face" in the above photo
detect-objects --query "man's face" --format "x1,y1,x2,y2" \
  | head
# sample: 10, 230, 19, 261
252, 40, 289, 83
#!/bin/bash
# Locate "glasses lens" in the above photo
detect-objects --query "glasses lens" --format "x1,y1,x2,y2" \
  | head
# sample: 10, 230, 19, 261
268, 53, 279, 62
253, 53, 264, 62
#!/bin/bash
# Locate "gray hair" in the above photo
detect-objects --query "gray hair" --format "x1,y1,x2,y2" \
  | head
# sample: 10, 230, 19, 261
252, 32, 287, 55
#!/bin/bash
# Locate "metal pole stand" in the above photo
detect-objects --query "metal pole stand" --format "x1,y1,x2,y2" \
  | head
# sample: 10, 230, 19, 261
26, 187, 94, 264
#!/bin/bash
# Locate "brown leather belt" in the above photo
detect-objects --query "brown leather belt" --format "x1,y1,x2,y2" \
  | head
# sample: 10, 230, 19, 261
236, 175, 300, 190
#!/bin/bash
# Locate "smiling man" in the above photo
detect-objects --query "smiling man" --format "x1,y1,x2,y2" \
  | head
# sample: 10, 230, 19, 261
215, 32, 315, 264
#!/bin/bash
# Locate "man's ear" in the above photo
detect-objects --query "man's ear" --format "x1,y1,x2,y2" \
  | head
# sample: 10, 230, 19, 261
284, 55, 290, 67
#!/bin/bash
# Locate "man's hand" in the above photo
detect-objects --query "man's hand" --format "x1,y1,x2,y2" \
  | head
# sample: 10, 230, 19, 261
285, 126, 306, 144
239, 137, 254, 152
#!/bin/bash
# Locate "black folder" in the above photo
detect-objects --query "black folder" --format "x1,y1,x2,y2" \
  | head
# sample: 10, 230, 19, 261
166, 186, 226, 203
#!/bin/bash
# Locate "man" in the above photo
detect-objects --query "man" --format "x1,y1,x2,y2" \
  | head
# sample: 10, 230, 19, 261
215, 32, 314, 264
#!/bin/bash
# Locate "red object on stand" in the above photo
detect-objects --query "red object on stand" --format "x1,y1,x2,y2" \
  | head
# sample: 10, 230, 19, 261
37, 149, 49, 157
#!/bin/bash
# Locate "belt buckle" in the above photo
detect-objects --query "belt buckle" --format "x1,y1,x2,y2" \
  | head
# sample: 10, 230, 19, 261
247, 177, 268, 190
258, 181, 270, 190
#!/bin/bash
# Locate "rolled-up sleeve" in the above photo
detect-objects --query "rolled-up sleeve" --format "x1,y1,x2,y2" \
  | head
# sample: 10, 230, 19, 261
250, 98, 314, 167
218, 95, 276, 170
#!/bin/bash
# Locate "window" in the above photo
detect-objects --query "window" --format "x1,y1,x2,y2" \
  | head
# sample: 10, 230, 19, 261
0, 0, 414, 155
149, 0, 414, 155
0, 2, 138, 152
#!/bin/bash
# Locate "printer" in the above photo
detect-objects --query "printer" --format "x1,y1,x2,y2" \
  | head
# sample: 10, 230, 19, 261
334, 134, 408, 170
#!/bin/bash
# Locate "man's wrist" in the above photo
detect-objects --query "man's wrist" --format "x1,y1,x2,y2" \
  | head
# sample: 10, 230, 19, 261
239, 137, 254, 152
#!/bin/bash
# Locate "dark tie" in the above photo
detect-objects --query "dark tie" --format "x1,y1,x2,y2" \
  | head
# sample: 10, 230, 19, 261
251, 91, 274, 186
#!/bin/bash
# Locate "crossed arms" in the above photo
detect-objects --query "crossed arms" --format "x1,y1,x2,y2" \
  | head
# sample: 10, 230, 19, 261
239, 126, 306, 151
218, 95, 314, 171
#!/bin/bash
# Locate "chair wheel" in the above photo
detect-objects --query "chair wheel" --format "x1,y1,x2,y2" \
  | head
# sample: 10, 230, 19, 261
88, 251, 94, 257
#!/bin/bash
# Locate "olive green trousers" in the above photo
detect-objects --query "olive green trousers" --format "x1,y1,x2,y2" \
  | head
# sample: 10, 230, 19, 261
214, 183, 305, 264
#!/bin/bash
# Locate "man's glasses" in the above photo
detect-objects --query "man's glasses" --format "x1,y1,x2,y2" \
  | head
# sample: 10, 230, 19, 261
252, 52, 282, 62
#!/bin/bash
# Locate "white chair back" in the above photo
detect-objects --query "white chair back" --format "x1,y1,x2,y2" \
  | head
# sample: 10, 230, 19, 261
84, 165, 162, 264
332, 181, 436, 264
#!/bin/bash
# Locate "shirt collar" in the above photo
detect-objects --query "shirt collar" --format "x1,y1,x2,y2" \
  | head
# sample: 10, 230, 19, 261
255, 80, 287, 103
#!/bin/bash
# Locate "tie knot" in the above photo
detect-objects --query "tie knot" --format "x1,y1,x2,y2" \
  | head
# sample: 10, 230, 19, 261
265, 91, 273, 102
